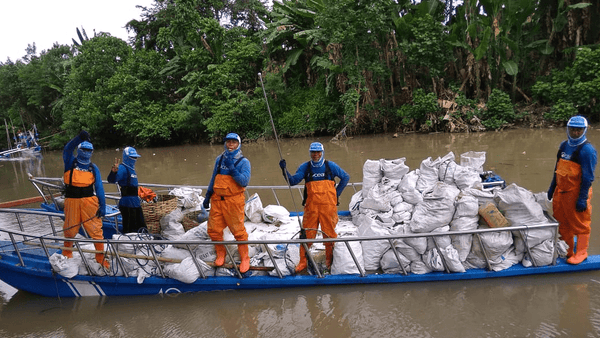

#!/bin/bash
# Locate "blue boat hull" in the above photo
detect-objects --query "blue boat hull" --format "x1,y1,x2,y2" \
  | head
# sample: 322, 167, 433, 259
2, 241, 600, 298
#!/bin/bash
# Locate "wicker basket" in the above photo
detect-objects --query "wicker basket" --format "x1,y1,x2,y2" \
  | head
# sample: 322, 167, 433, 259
146, 221, 161, 234
181, 210, 202, 232
141, 194, 178, 224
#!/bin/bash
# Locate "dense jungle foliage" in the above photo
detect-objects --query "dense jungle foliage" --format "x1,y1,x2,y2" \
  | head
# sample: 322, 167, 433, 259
1, 0, 599, 149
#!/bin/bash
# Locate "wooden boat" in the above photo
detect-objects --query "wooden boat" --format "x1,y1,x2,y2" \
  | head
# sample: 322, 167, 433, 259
1, 184, 600, 297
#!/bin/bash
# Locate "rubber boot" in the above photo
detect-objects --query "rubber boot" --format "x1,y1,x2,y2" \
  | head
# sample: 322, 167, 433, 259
63, 241, 73, 258
238, 244, 250, 273
295, 244, 310, 273
567, 234, 589, 265
214, 245, 226, 266
94, 243, 110, 270
563, 234, 574, 258
325, 244, 334, 270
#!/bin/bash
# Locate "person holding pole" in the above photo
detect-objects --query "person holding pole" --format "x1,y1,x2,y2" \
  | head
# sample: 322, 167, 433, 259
202, 133, 252, 273
548, 116, 597, 265
62, 130, 109, 270
279, 142, 350, 273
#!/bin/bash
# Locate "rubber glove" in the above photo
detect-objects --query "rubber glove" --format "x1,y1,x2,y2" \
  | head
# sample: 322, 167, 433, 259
223, 155, 235, 170
202, 196, 210, 210
79, 130, 90, 142
96, 207, 105, 218
279, 159, 286, 170
576, 199, 587, 212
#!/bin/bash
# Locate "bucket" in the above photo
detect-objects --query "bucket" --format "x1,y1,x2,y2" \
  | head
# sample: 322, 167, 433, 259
478, 203, 510, 228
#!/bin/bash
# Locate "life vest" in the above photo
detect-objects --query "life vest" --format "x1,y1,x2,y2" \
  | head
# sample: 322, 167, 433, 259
63, 160, 95, 198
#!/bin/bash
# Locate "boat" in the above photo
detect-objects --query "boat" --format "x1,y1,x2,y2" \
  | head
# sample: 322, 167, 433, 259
0, 122, 42, 159
2, 177, 600, 298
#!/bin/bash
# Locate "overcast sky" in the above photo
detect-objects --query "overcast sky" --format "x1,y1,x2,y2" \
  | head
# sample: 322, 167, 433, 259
1, 0, 155, 63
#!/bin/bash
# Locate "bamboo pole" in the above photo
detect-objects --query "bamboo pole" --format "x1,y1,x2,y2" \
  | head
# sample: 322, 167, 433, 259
25, 241, 274, 271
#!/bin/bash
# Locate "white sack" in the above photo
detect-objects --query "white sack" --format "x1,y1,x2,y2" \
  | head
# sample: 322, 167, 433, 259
416, 157, 441, 192
460, 151, 486, 173
410, 182, 460, 233
331, 240, 364, 275
245, 193, 264, 223
362, 160, 383, 198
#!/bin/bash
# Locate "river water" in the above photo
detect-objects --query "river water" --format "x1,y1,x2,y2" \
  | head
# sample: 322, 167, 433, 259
1, 128, 600, 337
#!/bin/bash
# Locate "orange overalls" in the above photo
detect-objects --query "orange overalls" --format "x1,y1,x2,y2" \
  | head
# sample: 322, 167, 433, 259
63, 168, 107, 265
207, 175, 249, 270
552, 158, 592, 257
297, 179, 338, 271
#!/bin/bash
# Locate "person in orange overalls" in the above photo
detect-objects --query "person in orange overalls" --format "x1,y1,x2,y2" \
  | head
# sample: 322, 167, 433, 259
62, 130, 109, 270
203, 133, 252, 273
279, 142, 350, 273
548, 116, 597, 265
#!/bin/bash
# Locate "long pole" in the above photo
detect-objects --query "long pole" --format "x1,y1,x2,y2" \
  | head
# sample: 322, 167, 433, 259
258, 73, 321, 277
4, 119, 11, 150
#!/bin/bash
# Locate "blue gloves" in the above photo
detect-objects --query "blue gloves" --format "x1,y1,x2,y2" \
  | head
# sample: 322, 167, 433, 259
279, 159, 286, 170
223, 155, 235, 170
202, 197, 210, 210
576, 199, 587, 212
547, 187, 555, 201
96, 207, 105, 218
79, 130, 90, 142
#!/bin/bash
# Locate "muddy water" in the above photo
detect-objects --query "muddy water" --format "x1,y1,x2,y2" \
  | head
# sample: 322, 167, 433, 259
1, 128, 600, 337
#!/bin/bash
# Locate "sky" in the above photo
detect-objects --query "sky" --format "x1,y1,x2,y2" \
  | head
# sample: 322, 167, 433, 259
0, 0, 156, 63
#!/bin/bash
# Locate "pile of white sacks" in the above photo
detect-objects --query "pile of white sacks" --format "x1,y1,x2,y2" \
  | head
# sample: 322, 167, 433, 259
50, 151, 567, 283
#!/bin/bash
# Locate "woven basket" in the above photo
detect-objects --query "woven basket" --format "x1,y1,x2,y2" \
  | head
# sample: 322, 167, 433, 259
146, 221, 161, 234
181, 210, 202, 232
141, 194, 178, 224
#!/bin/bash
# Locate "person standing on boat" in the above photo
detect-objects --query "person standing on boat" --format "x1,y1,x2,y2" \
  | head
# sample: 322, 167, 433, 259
107, 147, 146, 234
279, 142, 350, 273
548, 116, 597, 265
62, 130, 109, 270
202, 133, 252, 273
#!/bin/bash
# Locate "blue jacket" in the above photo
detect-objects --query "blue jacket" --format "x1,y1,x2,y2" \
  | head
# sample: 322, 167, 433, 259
285, 160, 350, 198
62, 135, 106, 212
107, 164, 141, 208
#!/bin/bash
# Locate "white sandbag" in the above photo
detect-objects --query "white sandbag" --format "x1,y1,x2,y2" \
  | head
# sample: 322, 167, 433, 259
466, 226, 513, 269
441, 245, 466, 273
170, 187, 203, 209
426, 226, 452, 250
381, 157, 410, 180
416, 157, 441, 192
423, 248, 445, 271
331, 240, 364, 275
380, 248, 411, 274
349, 190, 363, 220
437, 152, 456, 185
460, 151, 486, 173
398, 170, 419, 193
50, 252, 80, 278
462, 187, 496, 206
356, 214, 392, 270
488, 247, 522, 271
410, 182, 460, 233
164, 257, 203, 283
393, 238, 422, 261
495, 183, 547, 227
392, 210, 412, 224
400, 222, 428, 255
521, 239, 555, 267
411, 260, 432, 275
534, 191, 553, 213
160, 208, 186, 240
453, 165, 482, 190
512, 225, 555, 254
450, 217, 478, 262
245, 193, 264, 223
161, 245, 193, 262
262, 205, 290, 224
362, 160, 383, 198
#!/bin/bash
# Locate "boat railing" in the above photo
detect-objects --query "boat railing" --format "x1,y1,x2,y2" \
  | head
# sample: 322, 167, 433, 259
0, 208, 559, 280
28, 175, 363, 210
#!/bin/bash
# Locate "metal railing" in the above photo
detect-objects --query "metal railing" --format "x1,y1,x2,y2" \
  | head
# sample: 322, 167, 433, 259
0, 207, 560, 281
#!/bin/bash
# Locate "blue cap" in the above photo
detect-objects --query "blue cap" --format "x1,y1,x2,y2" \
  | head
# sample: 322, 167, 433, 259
309, 142, 324, 152
224, 133, 241, 143
78, 141, 94, 151
123, 146, 141, 158
567, 116, 588, 128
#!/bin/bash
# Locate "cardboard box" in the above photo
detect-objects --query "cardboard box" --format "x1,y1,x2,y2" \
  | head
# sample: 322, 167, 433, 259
478, 202, 510, 228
